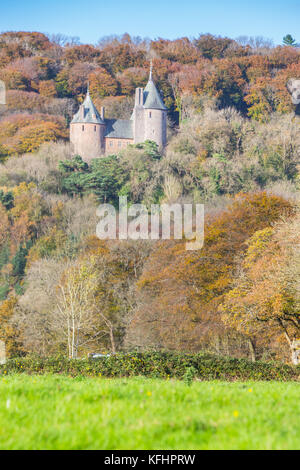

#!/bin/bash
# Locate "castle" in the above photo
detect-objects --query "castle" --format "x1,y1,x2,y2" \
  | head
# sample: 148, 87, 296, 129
70, 66, 167, 160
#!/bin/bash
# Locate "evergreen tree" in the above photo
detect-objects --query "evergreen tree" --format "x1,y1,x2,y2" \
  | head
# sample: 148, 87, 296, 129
283, 34, 296, 46
59, 155, 89, 174
11, 242, 32, 279
0, 190, 14, 210
0, 244, 10, 271
85, 155, 126, 205
0, 283, 9, 301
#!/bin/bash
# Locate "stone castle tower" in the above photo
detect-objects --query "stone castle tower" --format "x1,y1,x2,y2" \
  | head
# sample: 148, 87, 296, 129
70, 65, 167, 161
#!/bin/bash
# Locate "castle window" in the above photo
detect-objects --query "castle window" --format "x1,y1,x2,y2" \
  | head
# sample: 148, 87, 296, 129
149, 112, 152, 118
118, 141, 122, 147
82, 125, 84, 131
94, 126, 96, 132
110, 141, 113, 147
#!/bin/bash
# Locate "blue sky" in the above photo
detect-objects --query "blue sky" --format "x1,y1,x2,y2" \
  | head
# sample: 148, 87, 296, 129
0, 0, 298, 45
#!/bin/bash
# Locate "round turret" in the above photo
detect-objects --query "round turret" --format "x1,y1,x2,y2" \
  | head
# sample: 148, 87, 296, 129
133, 68, 167, 150
143, 107, 167, 149
70, 91, 106, 161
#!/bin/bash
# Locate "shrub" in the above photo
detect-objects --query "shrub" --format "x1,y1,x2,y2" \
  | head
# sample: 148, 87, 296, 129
1, 352, 299, 381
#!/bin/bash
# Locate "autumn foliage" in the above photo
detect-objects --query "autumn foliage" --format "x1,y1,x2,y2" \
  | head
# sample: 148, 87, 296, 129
126, 193, 293, 355
0, 31, 299, 158
0, 30, 299, 363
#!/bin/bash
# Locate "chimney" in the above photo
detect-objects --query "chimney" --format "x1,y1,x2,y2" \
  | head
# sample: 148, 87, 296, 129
79, 104, 85, 119
135, 87, 144, 107
135, 88, 140, 107
139, 88, 144, 106
100, 106, 105, 120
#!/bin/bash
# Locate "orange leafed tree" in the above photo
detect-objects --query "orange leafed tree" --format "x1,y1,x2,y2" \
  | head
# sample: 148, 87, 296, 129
125, 192, 293, 355
0, 297, 20, 357
219, 210, 300, 363
89, 67, 119, 99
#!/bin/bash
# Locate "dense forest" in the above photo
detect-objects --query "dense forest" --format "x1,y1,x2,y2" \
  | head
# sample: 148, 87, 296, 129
0, 31, 299, 363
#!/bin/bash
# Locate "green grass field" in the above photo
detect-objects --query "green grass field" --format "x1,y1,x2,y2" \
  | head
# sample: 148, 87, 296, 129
0, 374, 299, 450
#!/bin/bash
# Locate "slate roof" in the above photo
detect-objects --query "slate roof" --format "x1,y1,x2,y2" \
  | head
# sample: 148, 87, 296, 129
104, 119, 133, 139
71, 70, 166, 137
71, 91, 105, 124
143, 78, 167, 110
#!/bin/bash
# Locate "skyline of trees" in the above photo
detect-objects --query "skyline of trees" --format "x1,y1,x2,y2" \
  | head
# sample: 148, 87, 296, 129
0, 31, 299, 160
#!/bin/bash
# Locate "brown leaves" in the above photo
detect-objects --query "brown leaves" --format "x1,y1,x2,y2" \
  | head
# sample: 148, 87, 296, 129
220, 208, 300, 361
0, 296, 20, 357
126, 193, 293, 353
89, 67, 119, 99
0, 113, 67, 156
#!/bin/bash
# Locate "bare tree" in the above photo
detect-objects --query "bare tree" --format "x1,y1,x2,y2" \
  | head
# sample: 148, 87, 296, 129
16, 258, 66, 355
55, 261, 100, 358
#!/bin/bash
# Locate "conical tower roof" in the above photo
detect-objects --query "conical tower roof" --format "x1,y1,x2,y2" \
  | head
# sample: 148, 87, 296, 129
143, 66, 167, 110
71, 88, 105, 124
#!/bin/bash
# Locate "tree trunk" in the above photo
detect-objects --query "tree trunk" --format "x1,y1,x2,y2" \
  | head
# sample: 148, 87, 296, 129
248, 338, 256, 362
215, 335, 220, 355
71, 316, 76, 358
223, 334, 229, 356
283, 331, 299, 365
290, 340, 300, 365
110, 328, 116, 354
0, 340, 6, 365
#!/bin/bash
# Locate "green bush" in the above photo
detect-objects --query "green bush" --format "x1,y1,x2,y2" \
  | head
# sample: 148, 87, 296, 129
1, 352, 299, 381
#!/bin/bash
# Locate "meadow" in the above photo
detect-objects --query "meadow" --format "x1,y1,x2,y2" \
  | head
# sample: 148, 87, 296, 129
0, 374, 299, 450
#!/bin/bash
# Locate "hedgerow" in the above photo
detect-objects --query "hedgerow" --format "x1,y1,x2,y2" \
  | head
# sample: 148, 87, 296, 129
0, 352, 299, 381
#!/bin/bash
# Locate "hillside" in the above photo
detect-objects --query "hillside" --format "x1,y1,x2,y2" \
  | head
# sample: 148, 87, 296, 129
0, 31, 299, 364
